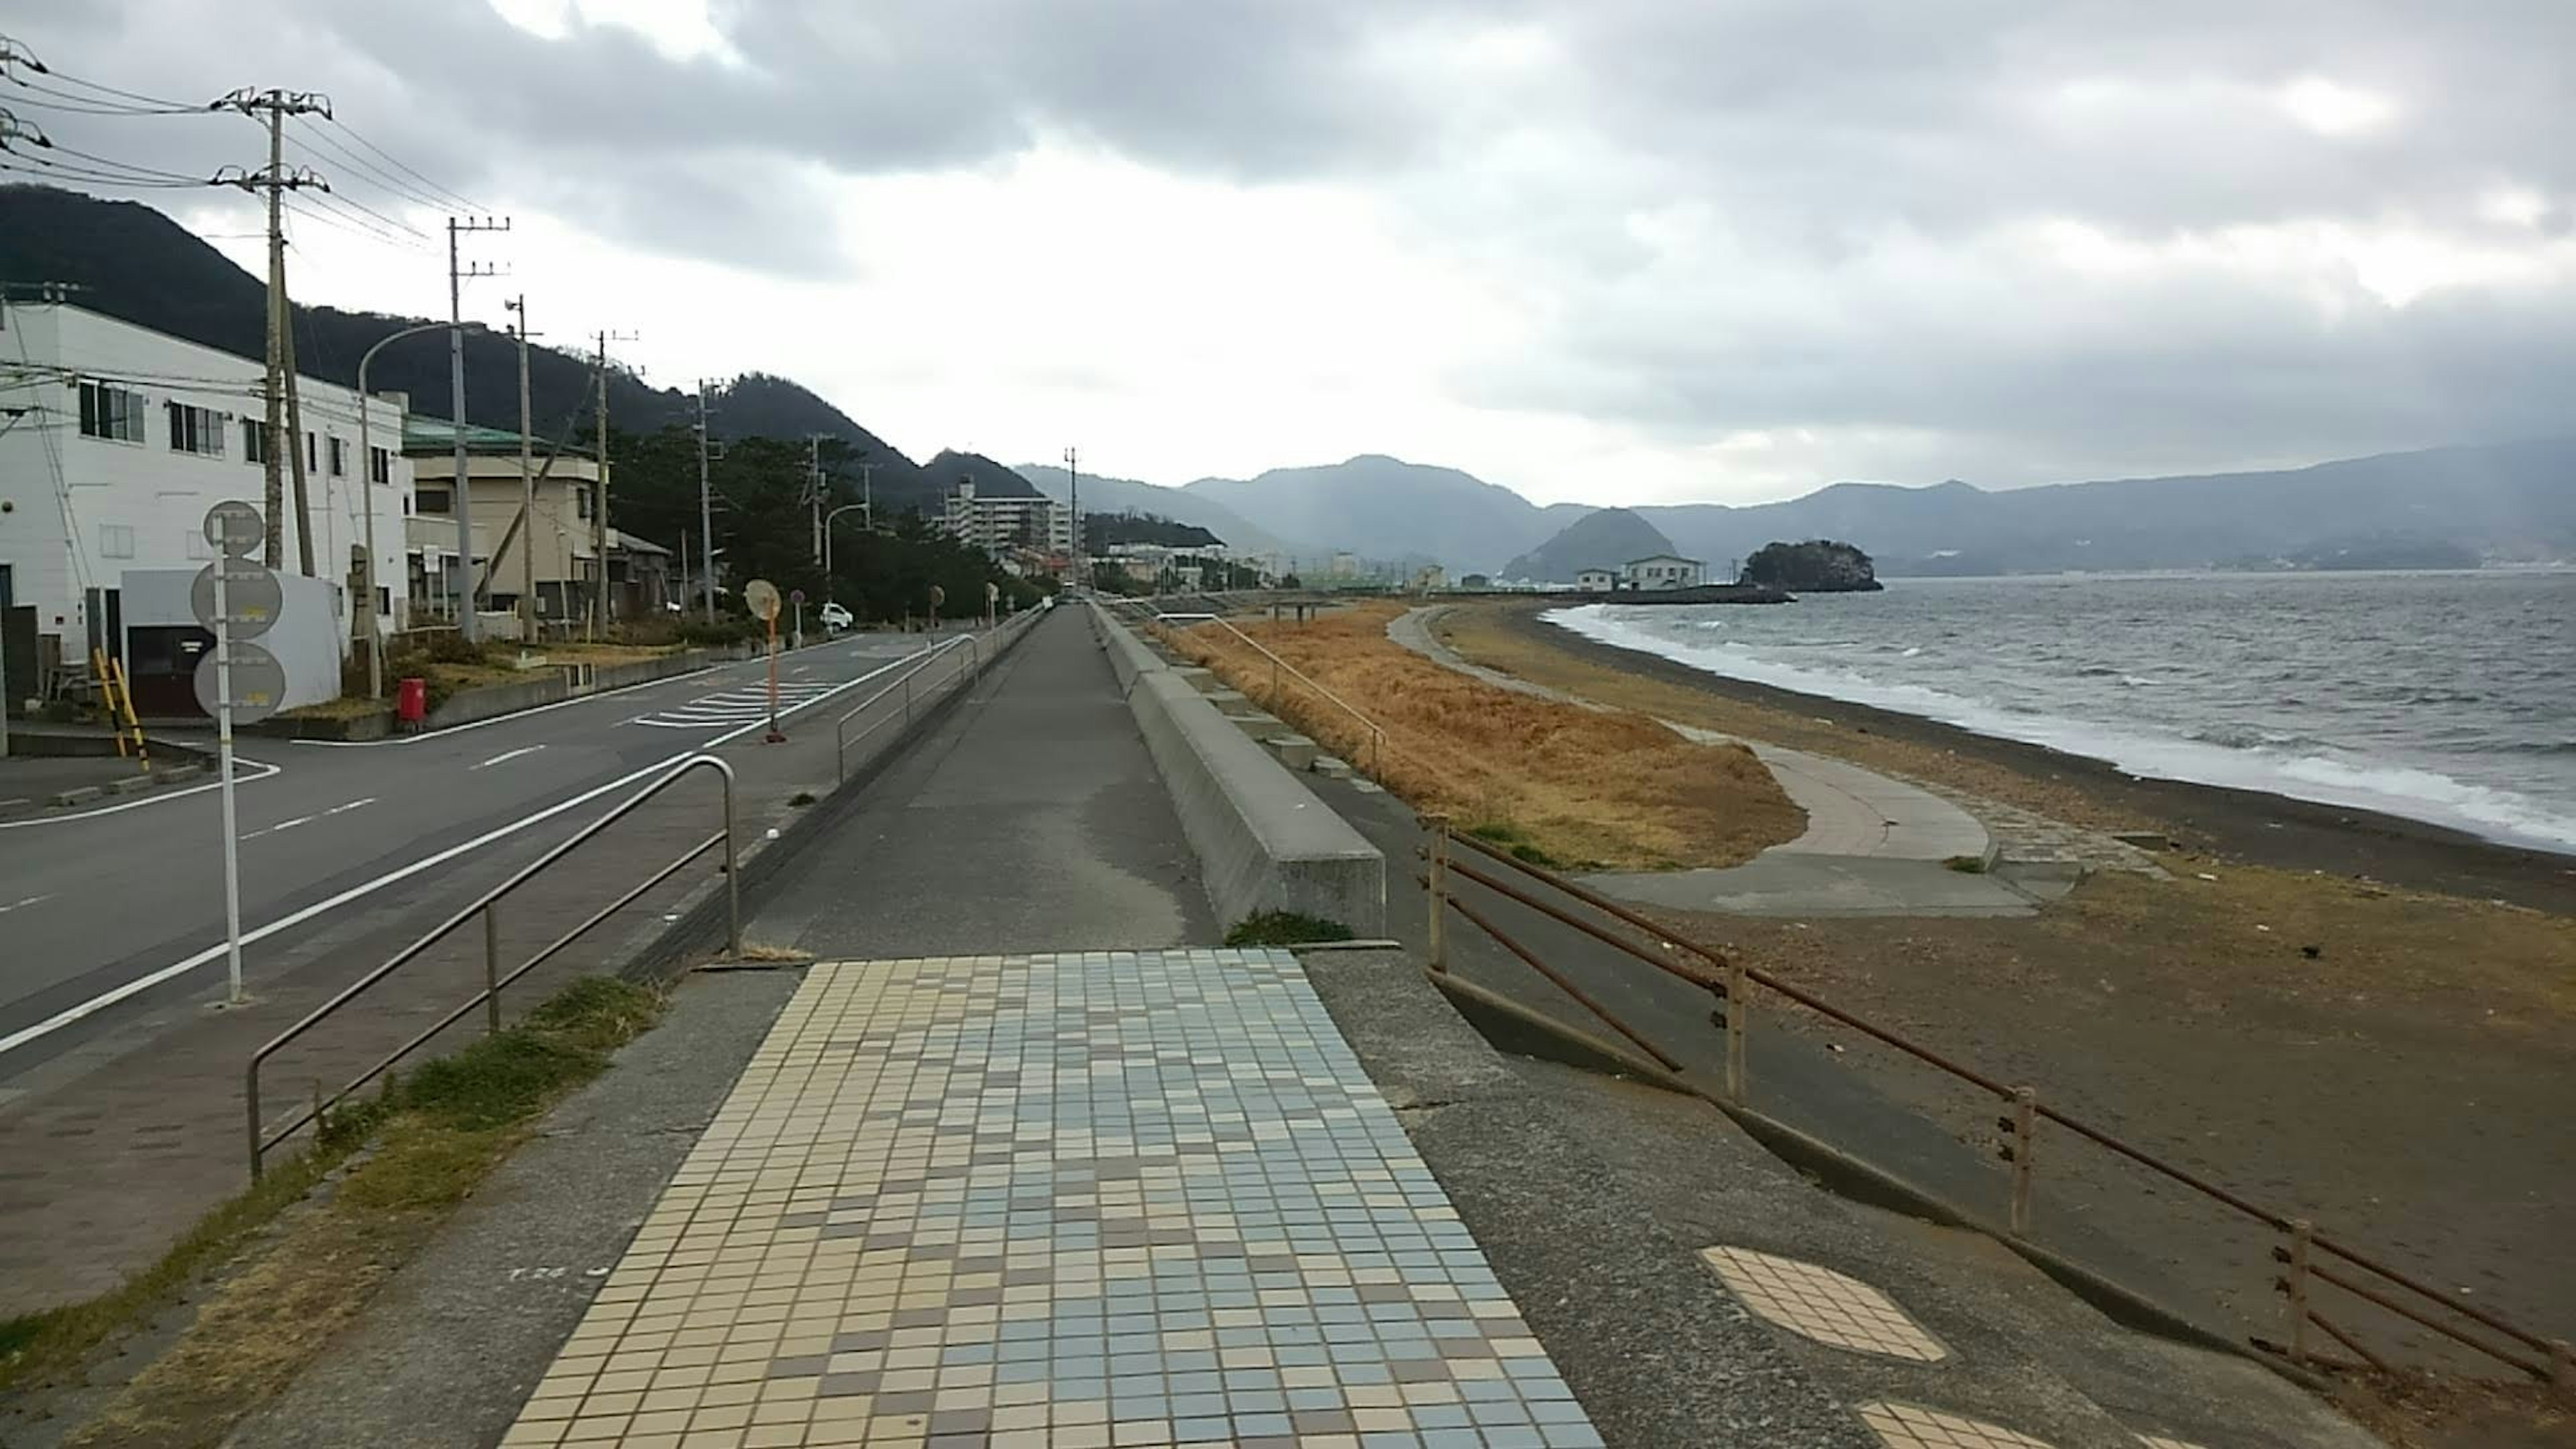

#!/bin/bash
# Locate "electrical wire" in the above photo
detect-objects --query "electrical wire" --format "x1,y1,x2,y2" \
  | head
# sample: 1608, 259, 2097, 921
285, 115, 451, 215
321, 114, 485, 214
0, 156, 203, 189
2, 74, 201, 117
308, 184, 435, 242
36, 61, 199, 111
42, 140, 204, 184
280, 193, 435, 254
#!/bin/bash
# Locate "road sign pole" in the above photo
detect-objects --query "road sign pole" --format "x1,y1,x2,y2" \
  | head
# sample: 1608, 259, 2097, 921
215, 567, 246, 1006
765, 614, 784, 743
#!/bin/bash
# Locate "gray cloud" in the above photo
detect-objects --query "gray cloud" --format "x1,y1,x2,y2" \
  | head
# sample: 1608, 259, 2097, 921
12, 1, 2575, 490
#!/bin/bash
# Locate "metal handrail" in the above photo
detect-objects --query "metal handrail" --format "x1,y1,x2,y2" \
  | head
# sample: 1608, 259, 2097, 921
1129, 606, 1389, 777
245, 753, 739, 1177
1425, 816, 2571, 1382
830, 633, 975, 785
828, 607, 1047, 784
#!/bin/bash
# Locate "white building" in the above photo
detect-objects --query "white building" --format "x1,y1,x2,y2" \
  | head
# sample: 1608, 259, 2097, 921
943, 481, 1070, 567
0, 299, 412, 675
1574, 567, 1616, 591
1621, 554, 1705, 590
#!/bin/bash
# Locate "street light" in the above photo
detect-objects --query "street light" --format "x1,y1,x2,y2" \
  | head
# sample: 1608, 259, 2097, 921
821, 501, 871, 579
357, 320, 483, 696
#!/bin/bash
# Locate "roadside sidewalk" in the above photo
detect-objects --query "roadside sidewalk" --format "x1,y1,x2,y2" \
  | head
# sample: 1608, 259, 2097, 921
0, 621, 1028, 1318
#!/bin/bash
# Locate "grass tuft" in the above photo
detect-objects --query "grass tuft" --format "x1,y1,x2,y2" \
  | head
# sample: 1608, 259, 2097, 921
1468, 821, 1563, 868
1225, 912, 1357, 948
0, 975, 664, 1426
1943, 853, 1990, 873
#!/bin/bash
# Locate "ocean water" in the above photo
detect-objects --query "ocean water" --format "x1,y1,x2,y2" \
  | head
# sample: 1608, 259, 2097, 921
1546, 570, 2576, 854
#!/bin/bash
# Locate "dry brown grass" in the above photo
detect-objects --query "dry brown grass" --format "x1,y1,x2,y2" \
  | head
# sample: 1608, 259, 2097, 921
1438, 602, 2151, 831
1159, 602, 1801, 870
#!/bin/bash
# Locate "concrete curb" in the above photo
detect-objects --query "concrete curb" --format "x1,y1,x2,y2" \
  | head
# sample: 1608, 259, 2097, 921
1087, 603, 1385, 936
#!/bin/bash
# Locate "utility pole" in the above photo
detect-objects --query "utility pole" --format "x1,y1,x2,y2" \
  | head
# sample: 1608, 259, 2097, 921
446, 215, 509, 639
504, 294, 537, 641
808, 435, 825, 566
588, 329, 633, 638
1063, 445, 1081, 588
213, 88, 330, 571
695, 380, 716, 621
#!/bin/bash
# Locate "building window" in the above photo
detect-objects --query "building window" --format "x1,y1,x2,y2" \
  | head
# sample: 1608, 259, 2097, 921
576, 484, 593, 521
328, 436, 347, 476
165, 401, 227, 458
76, 380, 146, 443
100, 524, 136, 558
241, 419, 268, 464
369, 445, 390, 485
305, 432, 317, 472
417, 485, 453, 516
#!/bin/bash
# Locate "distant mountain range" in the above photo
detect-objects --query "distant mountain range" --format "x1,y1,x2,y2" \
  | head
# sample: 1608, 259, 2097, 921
0, 186, 959, 515
24, 186, 2573, 576
1049, 443, 2576, 578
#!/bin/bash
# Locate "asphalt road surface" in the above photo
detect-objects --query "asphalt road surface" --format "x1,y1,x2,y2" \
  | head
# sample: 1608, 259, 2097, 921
0, 633, 943, 1078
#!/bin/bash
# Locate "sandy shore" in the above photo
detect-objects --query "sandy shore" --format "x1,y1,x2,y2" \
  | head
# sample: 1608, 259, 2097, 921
1474, 599, 2576, 916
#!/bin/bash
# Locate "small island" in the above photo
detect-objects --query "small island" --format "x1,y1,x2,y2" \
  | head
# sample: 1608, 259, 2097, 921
1741, 539, 1884, 592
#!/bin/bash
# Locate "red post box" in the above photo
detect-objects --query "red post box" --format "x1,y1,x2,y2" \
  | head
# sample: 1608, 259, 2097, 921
396, 676, 427, 725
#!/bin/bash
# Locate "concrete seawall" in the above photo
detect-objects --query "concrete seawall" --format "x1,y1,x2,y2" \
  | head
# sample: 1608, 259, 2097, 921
1088, 603, 1385, 935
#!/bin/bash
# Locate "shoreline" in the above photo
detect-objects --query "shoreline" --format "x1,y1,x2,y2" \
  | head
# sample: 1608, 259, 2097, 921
1482, 600, 2576, 915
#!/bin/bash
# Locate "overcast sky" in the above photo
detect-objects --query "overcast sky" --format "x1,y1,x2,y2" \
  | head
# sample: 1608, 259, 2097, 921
12, 1, 2575, 506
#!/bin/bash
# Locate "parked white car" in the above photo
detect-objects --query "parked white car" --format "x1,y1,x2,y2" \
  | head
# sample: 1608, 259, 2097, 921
818, 602, 854, 632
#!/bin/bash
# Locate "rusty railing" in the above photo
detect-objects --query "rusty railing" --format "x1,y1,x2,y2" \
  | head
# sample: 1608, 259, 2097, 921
1419, 812, 2573, 1384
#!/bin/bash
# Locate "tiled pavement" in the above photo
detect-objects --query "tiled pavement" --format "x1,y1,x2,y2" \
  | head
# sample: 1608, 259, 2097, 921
499, 951, 1601, 1449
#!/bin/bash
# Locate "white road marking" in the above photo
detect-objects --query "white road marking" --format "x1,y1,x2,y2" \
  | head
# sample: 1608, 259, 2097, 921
473, 745, 548, 770
284, 660, 729, 747
625, 683, 845, 731
0, 894, 50, 915
0, 755, 283, 831
239, 796, 378, 842
0, 643, 958, 1059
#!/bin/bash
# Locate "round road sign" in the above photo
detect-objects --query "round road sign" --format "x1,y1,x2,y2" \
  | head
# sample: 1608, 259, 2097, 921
194, 641, 288, 724
191, 560, 282, 639
203, 499, 265, 557
790, 587, 806, 605
744, 578, 782, 623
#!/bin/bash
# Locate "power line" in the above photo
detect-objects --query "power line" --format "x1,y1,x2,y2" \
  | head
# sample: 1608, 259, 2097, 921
323, 115, 484, 215
42, 63, 196, 111
0, 156, 204, 189
308, 182, 434, 242
3, 72, 201, 117
284, 115, 449, 214
282, 193, 434, 254
44, 140, 204, 184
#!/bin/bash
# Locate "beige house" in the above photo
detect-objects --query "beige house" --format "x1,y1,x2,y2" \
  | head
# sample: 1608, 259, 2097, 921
402, 417, 619, 627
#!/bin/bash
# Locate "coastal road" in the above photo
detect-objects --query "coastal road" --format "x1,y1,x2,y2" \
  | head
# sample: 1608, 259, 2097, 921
0, 633, 945, 1078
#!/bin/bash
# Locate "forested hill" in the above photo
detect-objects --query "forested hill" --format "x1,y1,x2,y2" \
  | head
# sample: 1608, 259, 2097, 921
0, 184, 940, 511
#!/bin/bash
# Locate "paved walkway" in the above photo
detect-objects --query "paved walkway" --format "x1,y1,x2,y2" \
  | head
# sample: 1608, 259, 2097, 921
749, 609, 1217, 958
497, 952, 1600, 1449
1389, 608, 2077, 918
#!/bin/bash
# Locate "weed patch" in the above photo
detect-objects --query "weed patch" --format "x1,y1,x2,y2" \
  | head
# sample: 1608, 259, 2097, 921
3, 977, 664, 1447
1225, 912, 1356, 947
